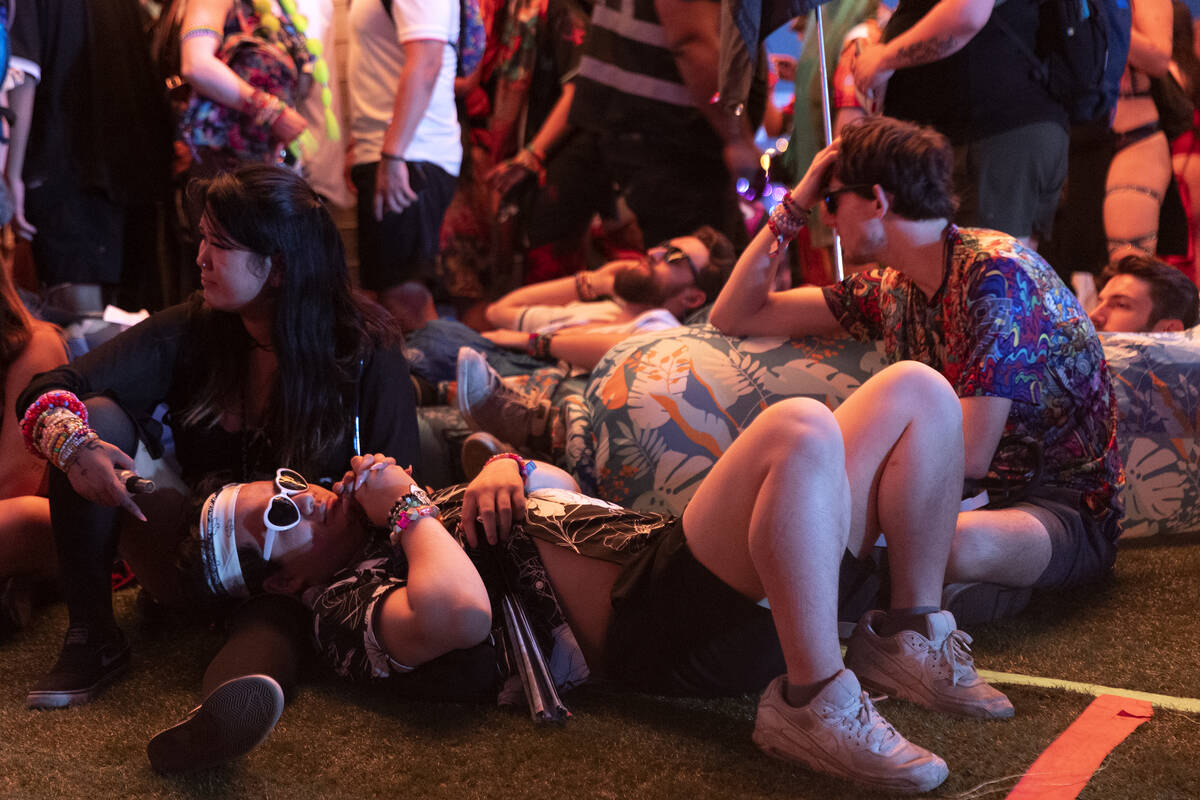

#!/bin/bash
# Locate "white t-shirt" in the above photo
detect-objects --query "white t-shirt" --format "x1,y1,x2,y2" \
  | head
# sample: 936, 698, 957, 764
347, 0, 462, 176
515, 301, 682, 336
294, 0, 353, 207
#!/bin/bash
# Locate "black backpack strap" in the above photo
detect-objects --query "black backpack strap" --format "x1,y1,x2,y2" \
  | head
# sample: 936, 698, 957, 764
992, 10, 1050, 85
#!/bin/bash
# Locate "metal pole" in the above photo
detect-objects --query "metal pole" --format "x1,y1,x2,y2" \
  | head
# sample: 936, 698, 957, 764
813, 4, 845, 281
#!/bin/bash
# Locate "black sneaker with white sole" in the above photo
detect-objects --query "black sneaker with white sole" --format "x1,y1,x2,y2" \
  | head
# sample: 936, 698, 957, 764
147, 674, 285, 774
27, 625, 130, 709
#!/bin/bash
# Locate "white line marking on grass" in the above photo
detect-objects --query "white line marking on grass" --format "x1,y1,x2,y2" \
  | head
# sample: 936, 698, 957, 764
977, 669, 1200, 714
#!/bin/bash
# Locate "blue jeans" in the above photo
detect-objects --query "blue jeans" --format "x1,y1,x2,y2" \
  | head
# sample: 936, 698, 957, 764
403, 318, 549, 383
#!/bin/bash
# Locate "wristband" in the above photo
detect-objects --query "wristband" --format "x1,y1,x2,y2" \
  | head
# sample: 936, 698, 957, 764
182, 26, 223, 42
380, 152, 405, 162
575, 270, 596, 302
526, 332, 553, 360
483, 452, 537, 481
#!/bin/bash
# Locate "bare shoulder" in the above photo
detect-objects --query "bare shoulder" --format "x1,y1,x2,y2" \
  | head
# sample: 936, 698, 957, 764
11, 321, 67, 376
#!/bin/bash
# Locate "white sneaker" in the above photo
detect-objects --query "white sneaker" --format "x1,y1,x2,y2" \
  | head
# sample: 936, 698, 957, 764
753, 670, 948, 794
845, 610, 1014, 719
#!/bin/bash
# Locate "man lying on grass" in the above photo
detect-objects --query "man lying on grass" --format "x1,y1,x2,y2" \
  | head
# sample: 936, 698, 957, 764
160, 361, 1010, 794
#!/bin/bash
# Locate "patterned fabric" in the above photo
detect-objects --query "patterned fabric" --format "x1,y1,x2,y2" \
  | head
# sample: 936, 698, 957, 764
578, 326, 885, 510
1101, 327, 1200, 537
308, 483, 672, 685
177, 0, 311, 168
579, 325, 1198, 539
823, 227, 1123, 522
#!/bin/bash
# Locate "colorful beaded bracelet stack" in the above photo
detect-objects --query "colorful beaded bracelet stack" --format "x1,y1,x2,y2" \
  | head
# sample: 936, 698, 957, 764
483, 452, 537, 482
20, 391, 99, 471
766, 195, 808, 256
387, 486, 441, 545
526, 332, 553, 360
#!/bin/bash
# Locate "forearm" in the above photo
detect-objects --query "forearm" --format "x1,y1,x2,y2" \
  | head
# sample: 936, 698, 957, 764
526, 83, 576, 159
382, 47, 442, 159
709, 224, 791, 333
546, 331, 629, 371
879, 0, 994, 71
4, 79, 34, 183
180, 0, 253, 108
486, 275, 584, 329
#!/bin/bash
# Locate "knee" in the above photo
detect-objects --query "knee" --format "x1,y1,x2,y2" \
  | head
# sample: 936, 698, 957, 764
754, 397, 844, 466
947, 517, 996, 582
83, 396, 137, 455
880, 361, 962, 425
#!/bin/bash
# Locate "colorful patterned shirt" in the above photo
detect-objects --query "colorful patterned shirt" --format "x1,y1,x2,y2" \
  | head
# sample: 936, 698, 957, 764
823, 227, 1123, 521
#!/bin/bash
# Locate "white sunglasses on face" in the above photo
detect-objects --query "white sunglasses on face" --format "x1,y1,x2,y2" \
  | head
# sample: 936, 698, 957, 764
262, 468, 308, 560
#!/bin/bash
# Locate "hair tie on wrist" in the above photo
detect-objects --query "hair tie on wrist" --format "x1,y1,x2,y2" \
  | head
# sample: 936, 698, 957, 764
380, 152, 405, 162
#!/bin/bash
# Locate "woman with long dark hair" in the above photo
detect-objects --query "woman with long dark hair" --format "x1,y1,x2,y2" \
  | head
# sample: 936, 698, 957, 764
15, 164, 416, 767
0, 266, 67, 634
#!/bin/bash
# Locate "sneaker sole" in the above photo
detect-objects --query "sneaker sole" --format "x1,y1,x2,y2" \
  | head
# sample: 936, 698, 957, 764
147, 674, 285, 774
753, 719, 949, 794
27, 657, 130, 710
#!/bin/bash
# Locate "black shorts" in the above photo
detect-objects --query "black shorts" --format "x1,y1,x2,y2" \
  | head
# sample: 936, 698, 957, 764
955, 121, 1068, 240
351, 160, 457, 292
25, 177, 125, 286
1009, 487, 1119, 591
604, 519, 876, 697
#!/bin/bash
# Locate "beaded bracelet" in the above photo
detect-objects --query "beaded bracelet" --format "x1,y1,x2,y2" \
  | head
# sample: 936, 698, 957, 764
182, 26, 223, 42
575, 270, 596, 302
526, 332, 553, 360
387, 499, 441, 546
483, 452, 537, 481
767, 197, 809, 256
20, 391, 88, 458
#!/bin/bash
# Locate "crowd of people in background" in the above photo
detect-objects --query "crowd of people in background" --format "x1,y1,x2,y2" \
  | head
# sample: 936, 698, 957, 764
3, 0, 1200, 794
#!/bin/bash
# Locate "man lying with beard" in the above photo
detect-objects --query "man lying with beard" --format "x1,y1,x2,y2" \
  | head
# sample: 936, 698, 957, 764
401, 226, 736, 395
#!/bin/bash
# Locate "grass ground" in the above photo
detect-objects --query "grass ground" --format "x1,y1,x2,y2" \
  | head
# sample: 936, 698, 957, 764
2, 535, 1198, 800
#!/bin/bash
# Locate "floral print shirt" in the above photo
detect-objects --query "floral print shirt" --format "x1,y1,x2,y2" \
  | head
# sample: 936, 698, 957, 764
823, 227, 1124, 521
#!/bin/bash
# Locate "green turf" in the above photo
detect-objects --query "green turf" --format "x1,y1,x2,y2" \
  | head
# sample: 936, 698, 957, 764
2, 537, 1198, 799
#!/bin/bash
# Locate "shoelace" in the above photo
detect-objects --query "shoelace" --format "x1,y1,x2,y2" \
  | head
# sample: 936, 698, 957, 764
837, 691, 898, 750
937, 629, 977, 686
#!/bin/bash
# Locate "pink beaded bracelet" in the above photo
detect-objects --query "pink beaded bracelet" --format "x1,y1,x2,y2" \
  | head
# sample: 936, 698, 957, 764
483, 452, 537, 481
20, 391, 89, 458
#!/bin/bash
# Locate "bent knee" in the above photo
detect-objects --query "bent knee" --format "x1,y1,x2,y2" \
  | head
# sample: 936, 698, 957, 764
879, 361, 961, 422
754, 397, 844, 463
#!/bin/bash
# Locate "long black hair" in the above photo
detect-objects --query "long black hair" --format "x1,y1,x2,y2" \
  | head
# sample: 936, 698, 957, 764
0, 266, 33, 426
179, 164, 397, 472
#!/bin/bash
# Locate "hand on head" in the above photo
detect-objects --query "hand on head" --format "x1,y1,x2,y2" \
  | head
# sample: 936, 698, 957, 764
791, 142, 841, 210
460, 457, 527, 548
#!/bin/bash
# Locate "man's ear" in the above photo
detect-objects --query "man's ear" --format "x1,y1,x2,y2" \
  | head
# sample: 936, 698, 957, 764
871, 184, 891, 218
263, 567, 306, 596
1151, 318, 1185, 333
680, 286, 707, 311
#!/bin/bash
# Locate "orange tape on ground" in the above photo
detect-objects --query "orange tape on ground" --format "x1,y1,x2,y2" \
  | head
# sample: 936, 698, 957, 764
1006, 694, 1153, 800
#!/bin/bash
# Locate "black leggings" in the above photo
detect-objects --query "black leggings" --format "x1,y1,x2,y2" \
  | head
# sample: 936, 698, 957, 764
48, 395, 306, 700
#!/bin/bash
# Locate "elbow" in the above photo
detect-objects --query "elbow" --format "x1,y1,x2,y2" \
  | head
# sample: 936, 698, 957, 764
484, 303, 505, 329
414, 587, 493, 652
708, 303, 746, 336
956, 0, 995, 38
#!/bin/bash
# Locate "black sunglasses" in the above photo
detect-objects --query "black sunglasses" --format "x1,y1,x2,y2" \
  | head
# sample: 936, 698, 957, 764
649, 242, 700, 286
822, 184, 875, 215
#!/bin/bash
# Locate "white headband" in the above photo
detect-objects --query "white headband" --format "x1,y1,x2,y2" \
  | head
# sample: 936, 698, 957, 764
198, 483, 249, 600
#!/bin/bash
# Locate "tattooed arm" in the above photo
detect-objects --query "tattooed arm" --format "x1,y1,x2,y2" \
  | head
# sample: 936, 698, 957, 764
852, 0, 995, 94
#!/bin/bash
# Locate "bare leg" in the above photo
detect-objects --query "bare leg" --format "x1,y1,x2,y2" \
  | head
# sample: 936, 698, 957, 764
0, 496, 55, 578
682, 396, 850, 692
1105, 132, 1172, 262
947, 508, 1052, 586
835, 361, 964, 609
681, 361, 964, 695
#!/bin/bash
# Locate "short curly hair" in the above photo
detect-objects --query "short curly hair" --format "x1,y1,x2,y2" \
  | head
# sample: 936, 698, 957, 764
835, 116, 957, 221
